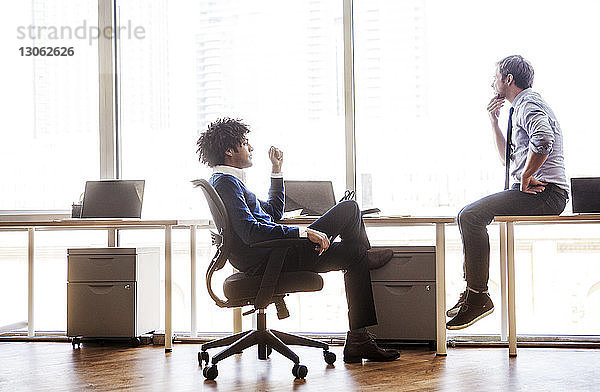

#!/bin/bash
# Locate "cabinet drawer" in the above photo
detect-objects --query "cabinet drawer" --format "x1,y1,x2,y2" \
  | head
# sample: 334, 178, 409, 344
68, 253, 136, 282
369, 247, 435, 281
367, 282, 436, 341
67, 282, 136, 337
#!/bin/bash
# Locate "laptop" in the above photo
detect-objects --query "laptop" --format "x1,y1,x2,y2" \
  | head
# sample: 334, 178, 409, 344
80, 180, 145, 218
284, 180, 336, 216
571, 177, 600, 214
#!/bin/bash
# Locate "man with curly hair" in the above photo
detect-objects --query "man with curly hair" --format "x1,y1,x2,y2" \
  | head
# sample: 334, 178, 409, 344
446, 55, 569, 330
196, 117, 398, 363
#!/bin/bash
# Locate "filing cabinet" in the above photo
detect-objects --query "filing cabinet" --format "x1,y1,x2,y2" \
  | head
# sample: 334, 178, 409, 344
67, 248, 160, 344
367, 246, 436, 347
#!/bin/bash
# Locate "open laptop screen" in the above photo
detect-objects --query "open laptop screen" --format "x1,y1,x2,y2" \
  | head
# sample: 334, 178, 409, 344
81, 180, 145, 218
571, 177, 600, 214
284, 180, 336, 216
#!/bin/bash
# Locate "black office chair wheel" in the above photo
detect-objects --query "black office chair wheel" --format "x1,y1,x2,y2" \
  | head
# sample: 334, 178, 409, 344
267, 346, 273, 357
71, 337, 81, 349
203, 365, 218, 380
323, 350, 336, 365
198, 351, 209, 366
292, 364, 308, 379
130, 337, 141, 347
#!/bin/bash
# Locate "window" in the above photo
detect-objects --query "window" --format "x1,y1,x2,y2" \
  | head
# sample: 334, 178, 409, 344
0, 0, 99, 331
354, 0, 600, 335
117, 0, 347, 332
0, 0, 99, 211
4, 0, 600, 338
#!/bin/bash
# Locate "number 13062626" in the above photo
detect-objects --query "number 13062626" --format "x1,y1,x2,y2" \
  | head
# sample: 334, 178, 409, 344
19, 47, 75, 56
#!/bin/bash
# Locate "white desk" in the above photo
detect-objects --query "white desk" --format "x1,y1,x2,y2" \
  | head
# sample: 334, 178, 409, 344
495, 214, 600, 356
281, 216, 455, 356
1, 216, 453, 355
0, 219, 210, 353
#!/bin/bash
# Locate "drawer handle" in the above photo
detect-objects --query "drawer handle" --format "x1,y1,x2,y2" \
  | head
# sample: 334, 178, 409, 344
88, 257, 115, 260
383, 285, 414, 295
391, 255, 413, 266
87, 284, 114, 295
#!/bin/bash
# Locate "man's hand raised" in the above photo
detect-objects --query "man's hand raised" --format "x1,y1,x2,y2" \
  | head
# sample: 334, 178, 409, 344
269, 146, 283, 173
487, 95, 505, 124
306, 228, 330, 256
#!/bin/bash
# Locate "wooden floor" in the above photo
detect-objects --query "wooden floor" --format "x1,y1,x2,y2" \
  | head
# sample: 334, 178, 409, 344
1, 342, 599, 391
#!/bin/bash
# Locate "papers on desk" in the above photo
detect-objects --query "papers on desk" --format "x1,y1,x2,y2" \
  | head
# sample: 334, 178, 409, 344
281, 209, 304, 219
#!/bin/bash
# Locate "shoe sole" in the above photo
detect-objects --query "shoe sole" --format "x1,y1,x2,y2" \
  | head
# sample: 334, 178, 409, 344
446, 307, 494, 330
343, 353, 400, 363
343, 357, 363, 364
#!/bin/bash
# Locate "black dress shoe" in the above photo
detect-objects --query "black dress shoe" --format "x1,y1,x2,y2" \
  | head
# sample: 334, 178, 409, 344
343, 330, 400, 363
367, 248, 394, 270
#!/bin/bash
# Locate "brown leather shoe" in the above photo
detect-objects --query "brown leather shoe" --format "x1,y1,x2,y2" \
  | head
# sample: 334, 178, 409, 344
343, 330, 400, 363
367, 248, 394, 270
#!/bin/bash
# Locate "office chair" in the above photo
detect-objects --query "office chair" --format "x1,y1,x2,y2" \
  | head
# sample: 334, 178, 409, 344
194, 179, 336, 380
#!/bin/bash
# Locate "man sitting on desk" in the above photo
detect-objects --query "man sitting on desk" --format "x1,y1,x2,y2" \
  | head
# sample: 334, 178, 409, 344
446, 55, 569, 330
196, 118, 398, 363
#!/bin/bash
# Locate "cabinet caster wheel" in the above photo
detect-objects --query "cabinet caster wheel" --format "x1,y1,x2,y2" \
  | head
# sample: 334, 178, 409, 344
131, 337, 141, 347
323, 350, 336, 365
292, 364, 308, 379
203, 365, 218, 380
71, 337, 81, 349
198, 351, 209, 366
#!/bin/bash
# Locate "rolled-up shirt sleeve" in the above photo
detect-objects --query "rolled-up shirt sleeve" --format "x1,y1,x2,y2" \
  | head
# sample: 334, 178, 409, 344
523, 103, 554, 155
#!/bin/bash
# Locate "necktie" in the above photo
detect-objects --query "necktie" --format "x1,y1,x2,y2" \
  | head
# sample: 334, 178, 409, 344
504, 107, 515, 190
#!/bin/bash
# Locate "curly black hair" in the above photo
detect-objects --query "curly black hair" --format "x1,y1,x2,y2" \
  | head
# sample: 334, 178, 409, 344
196, 118, 250, 167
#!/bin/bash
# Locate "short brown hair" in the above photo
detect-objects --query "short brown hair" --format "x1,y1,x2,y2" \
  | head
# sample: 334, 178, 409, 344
497, 55, 534, 90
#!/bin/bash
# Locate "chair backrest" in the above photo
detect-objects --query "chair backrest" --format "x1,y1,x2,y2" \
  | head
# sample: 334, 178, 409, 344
194, 178, 233, 307
195, 179, 230, 240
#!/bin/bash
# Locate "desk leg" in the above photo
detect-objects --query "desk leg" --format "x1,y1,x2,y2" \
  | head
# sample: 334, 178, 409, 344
27, 228, 35, 337
190, 225, 197, 338
165, 225, 173, 352
507, 222, 517, 357
233, 266, 242, 334
499, 223, 508, 341
233, 308, 242, 334
435, 223, 447, 356
108, 228, 116, 247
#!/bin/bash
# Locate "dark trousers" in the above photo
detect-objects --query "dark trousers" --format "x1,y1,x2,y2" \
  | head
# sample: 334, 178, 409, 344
281, 200, 377, 330
458, 183, 568, 292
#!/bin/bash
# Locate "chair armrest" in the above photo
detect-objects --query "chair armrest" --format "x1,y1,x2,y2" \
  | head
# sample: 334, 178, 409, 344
250, 238, 311, 248
252, 238, 310, 309
252, 238, 312, 309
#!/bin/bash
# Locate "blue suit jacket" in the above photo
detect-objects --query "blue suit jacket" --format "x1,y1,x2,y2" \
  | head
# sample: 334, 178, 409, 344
210, 173, 299, 272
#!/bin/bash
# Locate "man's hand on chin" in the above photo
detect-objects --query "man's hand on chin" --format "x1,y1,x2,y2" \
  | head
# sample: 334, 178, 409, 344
269, 146, 284, 173
520, 176, 547, 194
